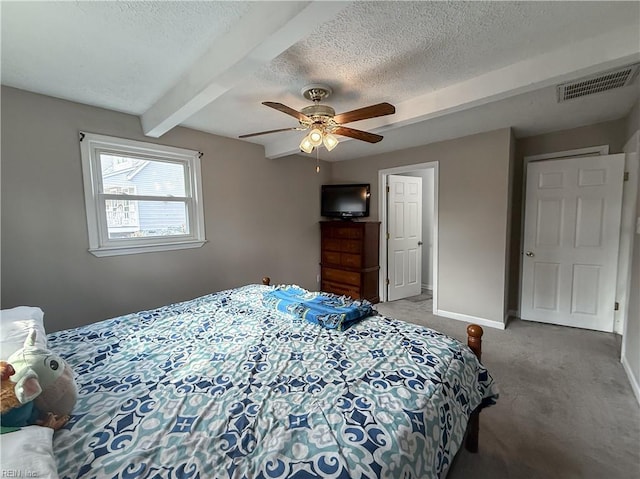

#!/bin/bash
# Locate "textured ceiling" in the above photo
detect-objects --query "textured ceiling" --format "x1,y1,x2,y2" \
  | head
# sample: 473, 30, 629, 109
256, 1, 634, 101
2, 1, 639, 161
1, 1, 251, 113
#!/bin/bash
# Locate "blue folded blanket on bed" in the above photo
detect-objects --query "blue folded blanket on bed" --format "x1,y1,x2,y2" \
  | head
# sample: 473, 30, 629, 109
263, 285, 373, 330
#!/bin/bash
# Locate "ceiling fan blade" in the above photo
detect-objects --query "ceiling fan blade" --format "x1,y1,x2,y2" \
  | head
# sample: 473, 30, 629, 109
333, 102, 395, 124
262, 102, 311, 122
333, 126, 383, 143
239, 127, 298, 139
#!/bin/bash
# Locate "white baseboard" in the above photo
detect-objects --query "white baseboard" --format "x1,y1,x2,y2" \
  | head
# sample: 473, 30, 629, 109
436, 309, 506, 330
621, 355, 640, 406
421, 283, 432, 291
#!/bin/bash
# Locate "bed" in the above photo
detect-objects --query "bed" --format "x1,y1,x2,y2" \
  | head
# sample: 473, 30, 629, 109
17, 279, 498, 478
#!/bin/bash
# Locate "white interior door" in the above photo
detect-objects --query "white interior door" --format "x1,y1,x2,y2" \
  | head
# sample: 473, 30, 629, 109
521, 154, 625, 332
388, 174, 422, 301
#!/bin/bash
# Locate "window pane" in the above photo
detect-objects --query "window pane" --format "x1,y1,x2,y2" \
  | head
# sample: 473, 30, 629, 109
100, 154, 186, 197
105, 200, 189, 239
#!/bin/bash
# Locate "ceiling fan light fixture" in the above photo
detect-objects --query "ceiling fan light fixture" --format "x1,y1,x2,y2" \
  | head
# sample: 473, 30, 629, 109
299, 135, 314, 153
323, 132, 339, 151
308, 128, 323, 147
240, 86, 395, 158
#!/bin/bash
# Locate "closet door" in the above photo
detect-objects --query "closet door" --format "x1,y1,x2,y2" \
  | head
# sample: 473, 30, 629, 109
520, 154, 624, 332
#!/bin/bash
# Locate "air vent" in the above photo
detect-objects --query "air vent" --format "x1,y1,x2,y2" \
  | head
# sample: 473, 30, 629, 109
557, 64, 639, 102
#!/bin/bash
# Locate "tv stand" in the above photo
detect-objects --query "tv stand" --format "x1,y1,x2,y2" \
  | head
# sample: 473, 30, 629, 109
320, 221, 380, 303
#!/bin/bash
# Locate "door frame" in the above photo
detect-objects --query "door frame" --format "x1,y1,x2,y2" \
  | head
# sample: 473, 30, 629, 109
378, 161, 439, 308
621, 129, 639, 362
519, 144, 638, 334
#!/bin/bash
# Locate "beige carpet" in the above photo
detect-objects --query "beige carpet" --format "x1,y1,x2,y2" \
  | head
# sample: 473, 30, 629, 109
375, 295, 640, 479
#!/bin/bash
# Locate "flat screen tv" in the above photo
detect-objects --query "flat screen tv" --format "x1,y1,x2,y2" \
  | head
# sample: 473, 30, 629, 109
321, 184, 370, 219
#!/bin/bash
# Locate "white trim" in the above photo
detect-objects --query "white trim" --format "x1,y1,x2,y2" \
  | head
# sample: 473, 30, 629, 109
378, 161, 439, 313
89, 240, 206, 257
621, 128, 640, 363
616, 147, 638, 335
435, 309, 507, 330
524, 145, 609, 162
80, 132, 206, 257
621, 355, 640, 406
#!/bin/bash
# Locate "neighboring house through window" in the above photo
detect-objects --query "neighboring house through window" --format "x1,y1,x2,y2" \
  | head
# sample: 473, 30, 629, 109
104, 186, 139, 235
80, 132, 206, 256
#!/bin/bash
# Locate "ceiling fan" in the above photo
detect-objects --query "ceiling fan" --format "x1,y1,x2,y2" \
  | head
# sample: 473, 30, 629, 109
239, 84, 395, 153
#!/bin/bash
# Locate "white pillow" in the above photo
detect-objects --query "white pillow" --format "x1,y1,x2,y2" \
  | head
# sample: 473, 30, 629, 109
0, 306, 48, 360
0, 426, 59, 478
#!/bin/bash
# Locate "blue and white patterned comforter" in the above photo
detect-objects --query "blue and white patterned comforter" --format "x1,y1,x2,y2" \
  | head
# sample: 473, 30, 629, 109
48, 284, 498, 479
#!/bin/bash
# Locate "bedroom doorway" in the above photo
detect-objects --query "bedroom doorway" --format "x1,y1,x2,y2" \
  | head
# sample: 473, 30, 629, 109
379, 162, 438, 308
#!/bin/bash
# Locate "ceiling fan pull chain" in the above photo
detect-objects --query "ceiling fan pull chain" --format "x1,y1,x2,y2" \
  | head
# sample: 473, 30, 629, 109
316, 148, 320, 173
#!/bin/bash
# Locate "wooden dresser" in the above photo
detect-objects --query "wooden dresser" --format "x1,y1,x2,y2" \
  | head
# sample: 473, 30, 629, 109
320, 221, 380, 303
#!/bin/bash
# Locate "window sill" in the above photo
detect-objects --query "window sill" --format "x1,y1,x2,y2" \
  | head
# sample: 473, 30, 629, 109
89, 240, 206, 257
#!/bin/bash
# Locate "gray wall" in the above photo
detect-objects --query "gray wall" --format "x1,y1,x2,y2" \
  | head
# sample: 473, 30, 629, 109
331, 128, 513, 325
1, 87, 331, 332
625, 100, 639, 140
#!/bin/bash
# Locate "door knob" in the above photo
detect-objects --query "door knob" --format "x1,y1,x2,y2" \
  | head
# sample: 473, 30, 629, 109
526, 251, 535, 257
418, 241, 423, 246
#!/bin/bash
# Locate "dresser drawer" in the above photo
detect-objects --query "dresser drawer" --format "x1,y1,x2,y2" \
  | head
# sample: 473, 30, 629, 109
341, 240, 362, 254
321, 251, 341, 265
321, 280, 360, 299
341, 253, 362, 268
322, 267, 361, 287
322, 238, 341, 252
335, 226, 363, 239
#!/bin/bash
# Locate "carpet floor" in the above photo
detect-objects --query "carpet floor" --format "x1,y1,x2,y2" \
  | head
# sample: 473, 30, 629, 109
375, 295, 640, 479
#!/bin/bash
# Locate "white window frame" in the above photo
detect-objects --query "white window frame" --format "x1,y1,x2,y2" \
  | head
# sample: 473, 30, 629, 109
80, 132, 206, 257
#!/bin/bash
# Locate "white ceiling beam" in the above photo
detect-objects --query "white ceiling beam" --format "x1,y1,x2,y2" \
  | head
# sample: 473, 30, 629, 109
141, 1, 351, 138
265, 24, 640, 159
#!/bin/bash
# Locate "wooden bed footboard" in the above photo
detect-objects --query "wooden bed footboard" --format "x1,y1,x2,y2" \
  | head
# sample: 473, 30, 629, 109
262, 276, 484, 453
465, 324, 483, 453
